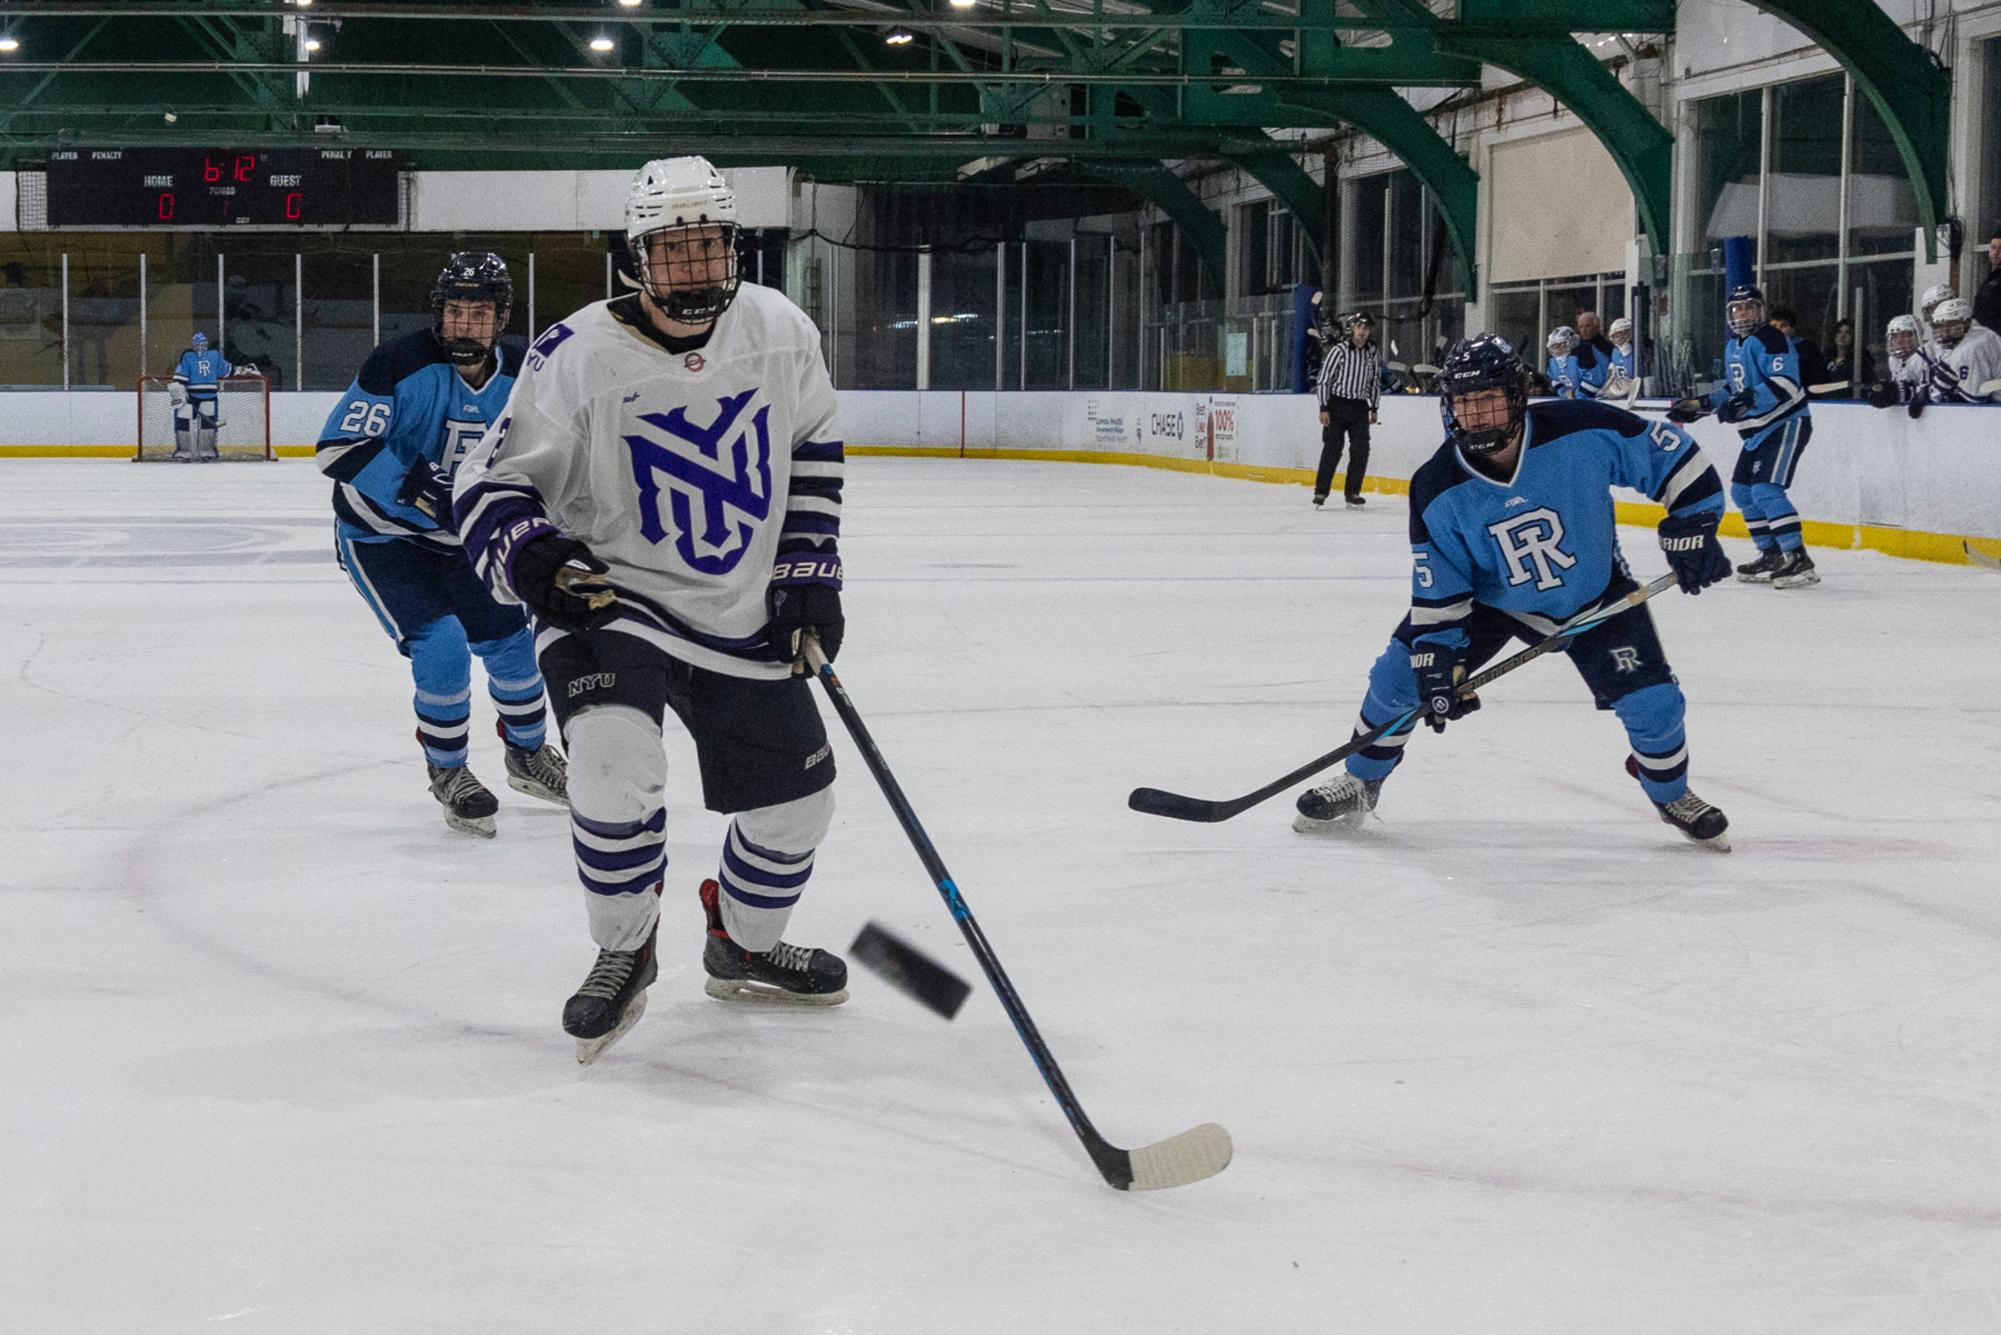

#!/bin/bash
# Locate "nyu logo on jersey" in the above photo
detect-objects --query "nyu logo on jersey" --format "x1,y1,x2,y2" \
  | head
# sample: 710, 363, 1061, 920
623, 389, 773, 576
1487, 506, 1578, 590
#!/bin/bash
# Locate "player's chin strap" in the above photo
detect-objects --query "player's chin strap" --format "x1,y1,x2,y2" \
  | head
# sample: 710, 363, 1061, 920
801, 635, 1233, 1193
1129, 572, 1682, 824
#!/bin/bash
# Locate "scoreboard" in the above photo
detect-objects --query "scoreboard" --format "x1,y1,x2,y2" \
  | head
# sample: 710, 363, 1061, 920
45, 148, 400, 228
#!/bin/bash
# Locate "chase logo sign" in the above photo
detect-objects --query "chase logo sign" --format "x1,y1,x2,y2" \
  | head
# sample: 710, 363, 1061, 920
622, 388, 772, 575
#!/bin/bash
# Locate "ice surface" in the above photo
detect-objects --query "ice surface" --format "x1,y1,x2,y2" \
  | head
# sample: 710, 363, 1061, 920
3, 458, 1999, 1333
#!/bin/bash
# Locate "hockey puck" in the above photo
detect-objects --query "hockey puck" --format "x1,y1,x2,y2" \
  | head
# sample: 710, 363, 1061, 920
850, 922, 972, 1020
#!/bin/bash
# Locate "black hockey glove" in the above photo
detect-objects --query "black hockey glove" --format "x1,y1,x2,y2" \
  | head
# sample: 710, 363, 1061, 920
396, 459, 454, 524
1666, 397, 1709, 424
1907, 392, 1928, 419
1411, 635, 1480, 734
1658, 510, 1731, 594
1865, 380, 1900, 409
767, 553, 844, 667
1713, 390, 1755, 424
511, 534, 620, 632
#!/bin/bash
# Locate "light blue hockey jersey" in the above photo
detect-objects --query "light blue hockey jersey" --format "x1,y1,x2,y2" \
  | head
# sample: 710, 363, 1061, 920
1545, 353, 1582, 399
1708, 324, 1808, 448
315, 330, 523, 548
173, 348, 234, 400
1407, 400, 1724, 639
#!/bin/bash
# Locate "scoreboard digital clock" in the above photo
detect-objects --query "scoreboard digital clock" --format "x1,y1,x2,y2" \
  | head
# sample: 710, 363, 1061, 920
45, 148, 400, 228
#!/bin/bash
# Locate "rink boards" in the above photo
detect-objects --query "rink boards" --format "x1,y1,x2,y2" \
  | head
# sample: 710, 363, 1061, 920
2, 386, 1995, 565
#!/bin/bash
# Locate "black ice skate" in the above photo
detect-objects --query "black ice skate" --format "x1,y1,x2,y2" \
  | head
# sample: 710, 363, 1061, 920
1626, 756, 1730, 852
1770, 549, 1820, 589
563, 920, 658, 1065
1292, 773, 1382, 834
1312, 493, 1328, 508
1735, 550, 1782, 583
699, 879, 848, 1006
426, 760, 498, 838
499, 723, 569, 805
1345, 494, 1367, 508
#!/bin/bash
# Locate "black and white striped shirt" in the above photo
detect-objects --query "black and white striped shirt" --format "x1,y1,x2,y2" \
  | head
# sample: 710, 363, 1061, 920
1317, 340, 1381, 411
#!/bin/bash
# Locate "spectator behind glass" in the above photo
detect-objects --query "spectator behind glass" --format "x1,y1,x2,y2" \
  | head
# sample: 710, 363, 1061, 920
1768, 306, 1833, 398
1975, 228, 2001, 333
1827, 318, 1875, 398
1571, 310, 1615, 398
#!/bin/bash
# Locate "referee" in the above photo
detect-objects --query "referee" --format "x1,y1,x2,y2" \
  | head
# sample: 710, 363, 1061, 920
1314, 311, 1381, 508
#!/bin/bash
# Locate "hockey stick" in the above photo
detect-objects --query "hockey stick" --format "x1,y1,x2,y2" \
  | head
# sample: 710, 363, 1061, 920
1128, 572, 1680, 824
1964, 541, 2001, 572
1807, 380, 1851, 395
803, 637, 1233, 1192
1976, 378, 2001, 397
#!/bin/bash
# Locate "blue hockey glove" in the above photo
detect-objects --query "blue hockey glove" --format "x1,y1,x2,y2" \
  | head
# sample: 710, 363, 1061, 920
396, 459, 454, 524
768, 553, 844, 666
511, 534, 620, 632
1658, 510, 1732, 594
1666, 397, 1708, 424
1712, 390, 1756, 424
1411, 634, 1479, 734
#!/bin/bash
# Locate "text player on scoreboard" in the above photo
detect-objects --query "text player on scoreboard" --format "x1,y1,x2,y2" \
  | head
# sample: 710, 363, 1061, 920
454, 156, 851, 1064
1292, 335, 1735, 852
314, 251, 569, 839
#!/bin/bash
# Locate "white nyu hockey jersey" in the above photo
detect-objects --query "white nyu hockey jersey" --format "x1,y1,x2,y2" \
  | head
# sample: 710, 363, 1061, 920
1923, 324, 2001, 404
454, 284, 843, 680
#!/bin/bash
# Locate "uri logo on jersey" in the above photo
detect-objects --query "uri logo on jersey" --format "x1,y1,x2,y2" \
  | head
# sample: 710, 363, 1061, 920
1487, 507, 1577, 590
623, 388, 773, 575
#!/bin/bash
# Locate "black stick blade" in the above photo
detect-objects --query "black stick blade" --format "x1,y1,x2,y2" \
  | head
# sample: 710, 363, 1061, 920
851, 922, 973, 1020
1128, 787, 1233, 823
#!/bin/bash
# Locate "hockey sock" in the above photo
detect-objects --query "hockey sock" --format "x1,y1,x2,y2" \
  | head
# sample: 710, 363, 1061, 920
414, 685, 472, 767
1731, 482, 1776, 552
1614, 682, 1689, 803
566, 705, 668, 950
716, 789, 833, 952
487, 676, 548, 750
1751, 483, 1803, 553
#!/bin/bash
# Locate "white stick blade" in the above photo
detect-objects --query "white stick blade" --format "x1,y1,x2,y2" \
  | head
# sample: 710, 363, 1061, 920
1126, 1122, 1233, 1191
1963, 541, 2001, 572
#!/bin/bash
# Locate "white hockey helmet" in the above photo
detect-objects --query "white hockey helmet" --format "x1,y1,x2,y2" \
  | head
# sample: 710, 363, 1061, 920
1931, 297, 1973, 347
626, 155, 740, 325
1919, 283, 1955, 323
1886, 313, 1920, 357
1607, 316, 1632, 343
1546, 325, 1577, 356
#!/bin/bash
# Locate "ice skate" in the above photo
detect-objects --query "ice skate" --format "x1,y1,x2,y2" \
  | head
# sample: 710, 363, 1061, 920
1312, 493, 1328, 508
1735, 550, 1782, 583
500, 724, 568, 805
1770, 549, 1820, 589
1292, 772, 1381, 834
1344, 494, 1367, 509
699, 879, 848, 1005
426, 760, 498, 838
564, 921, 658, 1065
1627, 756, 1730, 851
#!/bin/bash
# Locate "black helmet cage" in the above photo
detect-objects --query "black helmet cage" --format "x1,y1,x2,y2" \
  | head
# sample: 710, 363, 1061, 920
634, 222, 742, 326
1437, 336, 1529, 455
432, 251, 512, 365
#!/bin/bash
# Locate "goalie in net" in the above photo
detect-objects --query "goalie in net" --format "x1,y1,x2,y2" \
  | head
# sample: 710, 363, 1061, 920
137, 331, 269, 461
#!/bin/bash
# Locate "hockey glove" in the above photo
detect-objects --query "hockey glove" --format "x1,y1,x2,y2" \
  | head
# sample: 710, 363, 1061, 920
1712, 391, 1756, 425
1866, 380, 1900, 409
511, 534, 620, 633
1658, 510, 1732, 594
767, 554, 844, 667
1907, 393, 1928, 420
396, 459, 455, 524
1666, 397, 1709, 424
1411, 635, 1480, 734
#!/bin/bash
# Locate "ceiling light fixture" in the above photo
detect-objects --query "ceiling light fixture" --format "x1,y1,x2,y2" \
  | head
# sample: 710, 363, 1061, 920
590, 35, 616, 51
0, 37, 19, 53
885, 28, 914, 44
303, 37, 321, 51
617, 0, 644, 7
949, 0, 978, 8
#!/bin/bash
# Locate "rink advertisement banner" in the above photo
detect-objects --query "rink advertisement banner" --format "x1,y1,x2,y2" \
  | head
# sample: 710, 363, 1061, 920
5, 387, 2000, 563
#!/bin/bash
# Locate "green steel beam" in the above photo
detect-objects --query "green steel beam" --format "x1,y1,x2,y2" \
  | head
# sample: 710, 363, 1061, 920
1438, 31, 1673, 255
1455, 0, 1674, 31
1743, 0, 1949, 260
1222, 146, 1327, 280
1074, 160, 1227, 280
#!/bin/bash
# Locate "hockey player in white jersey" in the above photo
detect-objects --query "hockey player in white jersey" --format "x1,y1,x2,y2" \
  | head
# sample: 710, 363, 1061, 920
1913, 298, 2001, 405
454, 155, 849, 1062
1867, 314, 1932, 410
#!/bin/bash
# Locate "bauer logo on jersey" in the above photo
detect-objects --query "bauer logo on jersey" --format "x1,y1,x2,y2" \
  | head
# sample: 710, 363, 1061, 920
622, 388, 773, 576
1487, 506, 1578, 590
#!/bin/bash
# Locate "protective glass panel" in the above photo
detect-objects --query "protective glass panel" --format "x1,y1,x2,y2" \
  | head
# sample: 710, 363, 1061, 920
63, 236, 144, 389
1767, 75, 1844, 264
1487, 286, 1542, 367
1023, 240, 1069, 390
1073, 238, 1110, 390
1692, 89, 1763, 247
1388, 170, 1425, 299
1848, 87, 1921, 258
0, 235, 64, 387
300, 243, 377, 392
929, 245, 999, 391
1348, 173, 1388, 305
220, 244, 297, 390
144, 235, 220, 385
851, 247, 917, 390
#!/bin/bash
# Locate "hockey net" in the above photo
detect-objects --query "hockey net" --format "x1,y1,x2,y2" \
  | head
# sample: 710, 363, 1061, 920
135, 374, 274, 462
